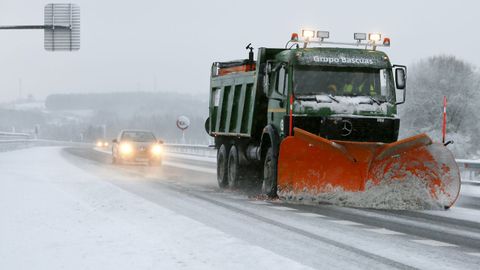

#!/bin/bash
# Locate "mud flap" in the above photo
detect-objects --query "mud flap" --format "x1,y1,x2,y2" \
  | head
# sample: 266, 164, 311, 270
277, 128, 461, 209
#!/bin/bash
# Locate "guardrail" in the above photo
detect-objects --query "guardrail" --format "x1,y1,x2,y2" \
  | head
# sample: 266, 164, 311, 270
0, 131, 32, 140
455, 159, 480, 183
164, 143, 216, 158
0, 138, 92, 152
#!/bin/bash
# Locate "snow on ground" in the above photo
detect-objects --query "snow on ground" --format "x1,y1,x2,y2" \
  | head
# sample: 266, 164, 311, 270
421, 184, 480, 222
0, 147, 312, 270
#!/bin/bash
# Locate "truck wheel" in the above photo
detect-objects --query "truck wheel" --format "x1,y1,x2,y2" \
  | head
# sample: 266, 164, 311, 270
217, 144, 228, 188
227, 145, 240, 188
262, 147, 278, 197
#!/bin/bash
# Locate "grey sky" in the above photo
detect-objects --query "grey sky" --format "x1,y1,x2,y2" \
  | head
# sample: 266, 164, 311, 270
0, 0, 478, 102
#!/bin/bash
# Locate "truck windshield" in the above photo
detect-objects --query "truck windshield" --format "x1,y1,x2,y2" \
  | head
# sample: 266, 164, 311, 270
293, 66, 394, 102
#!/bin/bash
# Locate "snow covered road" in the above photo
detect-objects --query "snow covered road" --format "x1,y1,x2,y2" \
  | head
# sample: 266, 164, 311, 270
1, 146, 480, 269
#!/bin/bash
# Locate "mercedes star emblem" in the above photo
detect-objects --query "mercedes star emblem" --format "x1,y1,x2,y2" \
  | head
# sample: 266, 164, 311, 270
341, 120, 353, 136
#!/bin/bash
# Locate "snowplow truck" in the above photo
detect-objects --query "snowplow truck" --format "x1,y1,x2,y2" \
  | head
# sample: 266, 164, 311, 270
206, 32, 460, 209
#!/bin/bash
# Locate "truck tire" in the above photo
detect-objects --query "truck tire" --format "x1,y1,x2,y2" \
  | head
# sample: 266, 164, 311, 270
217, 144, 229, 188
262, 147, 278, 197
227, 145, 240, 188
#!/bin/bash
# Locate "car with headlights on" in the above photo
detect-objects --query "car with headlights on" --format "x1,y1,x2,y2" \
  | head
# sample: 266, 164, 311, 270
112, 130, 164, 166
95, 139, 109, 148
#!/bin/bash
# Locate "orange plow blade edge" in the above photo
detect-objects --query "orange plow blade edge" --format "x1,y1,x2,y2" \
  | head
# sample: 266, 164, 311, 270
277, 128, 461, 209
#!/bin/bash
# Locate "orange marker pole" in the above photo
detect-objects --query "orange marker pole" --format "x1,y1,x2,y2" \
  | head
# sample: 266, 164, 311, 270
442, 96, 447, 144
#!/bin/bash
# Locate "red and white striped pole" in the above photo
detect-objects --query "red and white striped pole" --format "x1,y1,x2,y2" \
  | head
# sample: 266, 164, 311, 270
442, 96, 447, 144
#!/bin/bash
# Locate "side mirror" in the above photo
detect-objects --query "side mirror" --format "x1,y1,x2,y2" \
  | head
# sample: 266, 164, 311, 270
393, 65, 407, 105
112, 139, 118, 144
395, 68, 406, 89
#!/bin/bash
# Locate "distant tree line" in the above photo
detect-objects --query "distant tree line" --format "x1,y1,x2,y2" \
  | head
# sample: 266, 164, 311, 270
44, 91, 211, 144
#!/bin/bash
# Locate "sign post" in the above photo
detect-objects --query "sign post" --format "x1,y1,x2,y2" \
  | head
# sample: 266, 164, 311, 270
176, 116, 190, 144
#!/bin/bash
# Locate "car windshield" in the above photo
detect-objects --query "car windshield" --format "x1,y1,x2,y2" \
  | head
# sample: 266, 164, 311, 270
121, 131, 156, 142
293, 66, 394, 102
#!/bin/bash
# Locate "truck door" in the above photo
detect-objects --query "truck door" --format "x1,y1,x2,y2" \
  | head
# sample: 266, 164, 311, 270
267, 63, 288, 136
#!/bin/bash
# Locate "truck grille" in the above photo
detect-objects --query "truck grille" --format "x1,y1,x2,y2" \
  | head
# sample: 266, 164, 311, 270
284, 116, 399, 143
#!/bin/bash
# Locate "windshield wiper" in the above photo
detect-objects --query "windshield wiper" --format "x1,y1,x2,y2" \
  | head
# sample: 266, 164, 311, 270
369, 97, 389, 105
366, 97, 380, 105
328, 94, 340, 103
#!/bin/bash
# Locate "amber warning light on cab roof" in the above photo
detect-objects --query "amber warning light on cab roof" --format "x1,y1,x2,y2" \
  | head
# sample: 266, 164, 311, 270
288, 28, 391, 50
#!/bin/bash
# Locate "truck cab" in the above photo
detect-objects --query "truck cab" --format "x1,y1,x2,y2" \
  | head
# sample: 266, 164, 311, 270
264, 47, 404, 143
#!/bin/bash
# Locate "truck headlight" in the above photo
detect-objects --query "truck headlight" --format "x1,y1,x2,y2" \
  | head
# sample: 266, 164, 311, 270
151, 144, 163, 155
301, 29, 316, 39
119, 143, 133, 155
368, 33, 382, 42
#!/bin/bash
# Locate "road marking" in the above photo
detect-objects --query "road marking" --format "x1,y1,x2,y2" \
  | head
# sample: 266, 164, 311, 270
249, 201, 271, 205
466, 252, 480, 257
296, 212, 326, 218
268, 206, 297, 211
363, 228, 404, 235
330, 220, 363, 226
411, 239, 457, 247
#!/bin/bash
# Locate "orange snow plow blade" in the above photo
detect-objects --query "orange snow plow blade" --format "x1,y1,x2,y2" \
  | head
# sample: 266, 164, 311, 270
277, 128, 461, 209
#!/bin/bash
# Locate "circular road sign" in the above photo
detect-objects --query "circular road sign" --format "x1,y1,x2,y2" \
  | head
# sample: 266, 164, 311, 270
176, 116, 190, 130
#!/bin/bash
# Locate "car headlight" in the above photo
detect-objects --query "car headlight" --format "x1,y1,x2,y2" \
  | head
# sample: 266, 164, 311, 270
151, 144, 163, 155
103, 142, 109, 147
119, 143, 133, 155
96, 141, 103, 147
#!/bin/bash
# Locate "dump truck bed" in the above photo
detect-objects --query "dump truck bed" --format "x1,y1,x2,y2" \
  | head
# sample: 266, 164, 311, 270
208, 48, 285, 139
208, 65, 262, 138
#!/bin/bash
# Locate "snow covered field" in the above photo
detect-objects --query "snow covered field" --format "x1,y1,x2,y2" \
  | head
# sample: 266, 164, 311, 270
0, 147, 311, 270
1, 146, 480, 269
